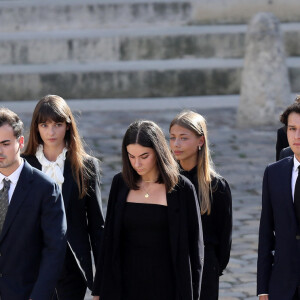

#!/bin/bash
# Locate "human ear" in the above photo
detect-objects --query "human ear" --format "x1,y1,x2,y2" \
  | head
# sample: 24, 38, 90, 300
198, 135, 205, 147
18, 136, 25, 149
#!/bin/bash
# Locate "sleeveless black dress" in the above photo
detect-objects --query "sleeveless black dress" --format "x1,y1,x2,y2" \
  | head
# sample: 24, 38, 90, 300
121, 202, 175, 300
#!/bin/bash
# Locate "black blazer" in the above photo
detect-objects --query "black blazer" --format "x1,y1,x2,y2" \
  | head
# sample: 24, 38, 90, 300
257, 157, 300, 299
23, 154, 104, 290
276, 126, 289, 161
279, 146, 293, 160
181, 167, 232, 275
93, 172, 204, 300
0, 161, 67, 300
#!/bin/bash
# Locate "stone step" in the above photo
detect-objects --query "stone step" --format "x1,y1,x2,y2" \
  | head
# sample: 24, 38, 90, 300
1, 0, 300, 32
0, 95, 239, 113
1, 23, 299, 65
0, 57, 299, 101
0, 0, 193, 32
192, 0, 300, 25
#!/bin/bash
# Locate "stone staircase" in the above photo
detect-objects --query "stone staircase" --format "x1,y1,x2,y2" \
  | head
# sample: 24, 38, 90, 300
0, 0, 300, 101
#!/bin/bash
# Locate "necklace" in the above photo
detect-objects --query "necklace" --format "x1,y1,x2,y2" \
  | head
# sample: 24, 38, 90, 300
141, 185, 150, 198
140, 182, 155, 198
144, 179, 157, 183
140, 177, 158, 198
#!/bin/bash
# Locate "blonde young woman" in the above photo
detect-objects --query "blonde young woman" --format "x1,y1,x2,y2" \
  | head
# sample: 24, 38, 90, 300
22, 95, 104, 300
92, 120, 204, 300
169, 111, 232, 300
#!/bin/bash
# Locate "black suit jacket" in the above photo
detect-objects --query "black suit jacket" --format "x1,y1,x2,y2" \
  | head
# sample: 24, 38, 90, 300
23, 155, 104, 290
0, 161, 67, 300
181, 167, 232, 275
257, 157, 300, 299
93, 172, 204, 300
276, 126, 289, 161
279, 146, 293, 160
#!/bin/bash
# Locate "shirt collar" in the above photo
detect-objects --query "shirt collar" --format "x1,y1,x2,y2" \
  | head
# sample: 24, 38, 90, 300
293, 155, 300, 173
0, 159, 24, 185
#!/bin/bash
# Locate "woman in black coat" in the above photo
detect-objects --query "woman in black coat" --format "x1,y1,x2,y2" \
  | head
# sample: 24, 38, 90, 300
92, 120, 204, 300
170, 111, 232, 300
22, 95, 104, 300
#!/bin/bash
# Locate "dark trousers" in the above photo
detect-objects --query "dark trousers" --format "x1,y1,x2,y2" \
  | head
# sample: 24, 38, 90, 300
52, 246, 87, 300
200, 246, 219, 300
293, 286, 300, 300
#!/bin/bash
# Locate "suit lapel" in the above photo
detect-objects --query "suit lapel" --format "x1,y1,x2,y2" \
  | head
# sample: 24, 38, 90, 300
282, 157, 297, 227
62, 159, 74, 211
167, 188, 180, 267
0, 161, 33, 242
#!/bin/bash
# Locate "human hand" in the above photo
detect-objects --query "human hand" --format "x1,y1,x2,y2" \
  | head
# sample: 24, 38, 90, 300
93, 297, 100, 300
259, 296, 268, 300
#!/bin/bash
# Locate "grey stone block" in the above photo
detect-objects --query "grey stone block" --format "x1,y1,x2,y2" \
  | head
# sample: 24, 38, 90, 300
237, 13, 291, 127
0, 0, 193, 32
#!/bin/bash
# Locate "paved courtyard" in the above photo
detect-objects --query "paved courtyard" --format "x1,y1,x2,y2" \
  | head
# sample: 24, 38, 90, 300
17, 104, 277, 300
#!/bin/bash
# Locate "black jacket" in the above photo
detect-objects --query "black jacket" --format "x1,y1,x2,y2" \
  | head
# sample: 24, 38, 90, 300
181, 166, 232, 275
257, 157, 300, 298
279, 146, 293, 160
276, 126, 289, 161
93, 172, 204, 300
23, 154, 104, 290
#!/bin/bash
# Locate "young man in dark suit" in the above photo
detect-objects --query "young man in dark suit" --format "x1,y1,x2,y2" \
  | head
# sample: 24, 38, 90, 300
258, 102, 300, 300
0, 108, 67, 300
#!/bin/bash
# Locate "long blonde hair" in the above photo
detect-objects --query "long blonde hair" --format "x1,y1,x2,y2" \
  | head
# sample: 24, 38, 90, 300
170, 110, 219, 215
23, 95, 92, 198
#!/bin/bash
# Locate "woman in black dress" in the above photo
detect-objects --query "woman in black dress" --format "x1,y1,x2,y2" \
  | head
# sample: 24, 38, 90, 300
22, 95, 104, 299
169, 111, 232, 300
92, 120, 204, 300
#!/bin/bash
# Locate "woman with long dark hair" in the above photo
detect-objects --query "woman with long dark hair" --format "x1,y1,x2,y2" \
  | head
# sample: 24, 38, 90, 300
169, 111, 232, 300
92, 120, 204, 300
23, 95, 104, 300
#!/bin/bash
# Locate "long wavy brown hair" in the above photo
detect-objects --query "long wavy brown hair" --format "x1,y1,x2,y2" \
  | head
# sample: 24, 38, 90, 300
23, 95, 92, 198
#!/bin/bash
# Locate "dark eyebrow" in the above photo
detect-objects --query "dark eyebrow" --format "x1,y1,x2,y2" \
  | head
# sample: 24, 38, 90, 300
0, 140, 10, 144
128, 152, 149, 157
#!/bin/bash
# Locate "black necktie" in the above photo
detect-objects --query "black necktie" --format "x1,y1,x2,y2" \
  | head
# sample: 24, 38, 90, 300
0, 179, 11, 233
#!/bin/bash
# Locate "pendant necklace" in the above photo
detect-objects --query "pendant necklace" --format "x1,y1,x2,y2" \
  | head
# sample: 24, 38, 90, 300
141, 179, 156, 198
141, 184, 151, 198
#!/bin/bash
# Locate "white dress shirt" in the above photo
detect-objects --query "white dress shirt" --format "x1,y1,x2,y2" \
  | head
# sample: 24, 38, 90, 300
35, 144, 67, 191
0, 159, 24, 204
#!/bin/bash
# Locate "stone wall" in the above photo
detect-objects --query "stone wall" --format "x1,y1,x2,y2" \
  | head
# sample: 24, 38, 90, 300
192, 0, 300, 24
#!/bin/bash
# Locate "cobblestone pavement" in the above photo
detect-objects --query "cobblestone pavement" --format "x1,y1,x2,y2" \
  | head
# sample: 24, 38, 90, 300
19, 106, 278, 300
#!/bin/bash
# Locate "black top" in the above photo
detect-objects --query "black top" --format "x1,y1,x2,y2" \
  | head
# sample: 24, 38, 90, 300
181, 166, 232, 274
121, 202, 175, 300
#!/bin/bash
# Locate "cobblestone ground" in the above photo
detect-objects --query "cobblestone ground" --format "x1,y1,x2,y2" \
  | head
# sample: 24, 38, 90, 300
19, 107, 278, 300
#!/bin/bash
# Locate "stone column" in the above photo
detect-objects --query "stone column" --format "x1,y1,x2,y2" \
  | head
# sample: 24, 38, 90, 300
237, 12, 291, 127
